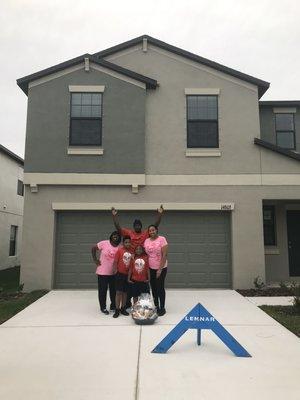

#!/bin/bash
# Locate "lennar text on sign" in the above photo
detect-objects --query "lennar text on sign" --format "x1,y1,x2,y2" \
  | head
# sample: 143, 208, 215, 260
185, 316, 215, 322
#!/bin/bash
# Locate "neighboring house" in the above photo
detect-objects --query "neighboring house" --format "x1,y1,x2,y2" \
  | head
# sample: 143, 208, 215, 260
0, 145, 24, 271
17, 35, 300, 291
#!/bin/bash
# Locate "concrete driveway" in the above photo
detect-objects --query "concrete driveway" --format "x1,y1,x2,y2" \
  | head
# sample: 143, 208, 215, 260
1, 290, 299, 400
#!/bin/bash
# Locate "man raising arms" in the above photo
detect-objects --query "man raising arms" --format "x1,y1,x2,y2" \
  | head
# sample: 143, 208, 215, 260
111, 205, 164, 251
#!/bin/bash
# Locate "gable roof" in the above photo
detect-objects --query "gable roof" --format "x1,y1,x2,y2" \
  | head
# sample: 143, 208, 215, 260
17, 54, 158, 95
0, 144, 24, 166
94, 35, 270, 98
254, 138, 300, 162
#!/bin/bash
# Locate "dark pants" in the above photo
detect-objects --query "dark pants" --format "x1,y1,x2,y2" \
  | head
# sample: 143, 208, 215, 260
150, 268, 167, 309
97, 275, 116, 311
125, 284, 132, 308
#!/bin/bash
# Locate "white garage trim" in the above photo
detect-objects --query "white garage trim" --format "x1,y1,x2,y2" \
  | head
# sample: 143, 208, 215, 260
52, 202, 235, 211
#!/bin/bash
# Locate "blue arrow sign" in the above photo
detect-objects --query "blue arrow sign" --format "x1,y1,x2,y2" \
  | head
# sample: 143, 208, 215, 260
152, 303, 251, 357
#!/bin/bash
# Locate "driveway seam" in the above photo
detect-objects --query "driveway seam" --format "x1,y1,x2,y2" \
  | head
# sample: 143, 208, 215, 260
135, 326, 142, 400
0, 322, 277, 329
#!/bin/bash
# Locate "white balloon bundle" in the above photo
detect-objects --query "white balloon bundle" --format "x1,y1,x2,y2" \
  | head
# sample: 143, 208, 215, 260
131, 293, 158, 325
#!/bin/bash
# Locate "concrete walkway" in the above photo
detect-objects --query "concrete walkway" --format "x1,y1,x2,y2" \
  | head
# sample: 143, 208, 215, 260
0, 290, 299, 400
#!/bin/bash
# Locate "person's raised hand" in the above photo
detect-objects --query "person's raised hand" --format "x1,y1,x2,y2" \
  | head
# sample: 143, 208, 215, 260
111, 207, 118, 216
158, 204, 164, 214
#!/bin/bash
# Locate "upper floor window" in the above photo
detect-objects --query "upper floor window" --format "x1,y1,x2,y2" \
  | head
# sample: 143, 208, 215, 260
263, 205, 276, 246
186, 95, 218, 148
275, 113, 295, 149
70, 93, 102, 146
9, 225, 18, 256
17, 179, 24, 196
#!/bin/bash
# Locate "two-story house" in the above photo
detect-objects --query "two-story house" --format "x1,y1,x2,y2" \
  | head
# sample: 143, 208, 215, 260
0, 145, 24, 271
17, 35, 300, 291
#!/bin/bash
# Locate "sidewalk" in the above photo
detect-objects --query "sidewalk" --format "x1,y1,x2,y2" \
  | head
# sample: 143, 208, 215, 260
1, 290, 299, 400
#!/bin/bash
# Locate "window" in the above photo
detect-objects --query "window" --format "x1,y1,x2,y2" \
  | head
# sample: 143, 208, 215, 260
17, 179, 24, 196
275, 113, 295, 149
263, 206, 276, 246
186, 95, 218, 148
9, 226, 18, 256
70, 93, 102, 146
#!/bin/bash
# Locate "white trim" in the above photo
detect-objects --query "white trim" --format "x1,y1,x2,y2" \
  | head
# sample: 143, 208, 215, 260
68, 85, 105, 93
264, 247, 280, 255
28, 65, 84, 89
185, 88, 220, 95
24, 173, 145, 186
52, 202, 235, 211
30, 184, 38, 193
132, 185, 139, 194
142, 38, 148, 52
84, 58, 90, 72
67, 147, 104, 155
273, 107, 297, 114
90, 63, 146, 89
23, 173, 300, 187
261, 175, 300, 185
185, 148, 221, 157
145, 174, 262, 185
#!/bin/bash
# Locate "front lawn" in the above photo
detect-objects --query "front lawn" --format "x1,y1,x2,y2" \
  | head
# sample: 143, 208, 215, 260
0, 266, 48, 324
260, 305, 300, 338
0, 290, 48, 324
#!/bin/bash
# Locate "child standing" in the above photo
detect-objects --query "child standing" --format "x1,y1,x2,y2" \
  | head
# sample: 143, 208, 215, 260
128, 245, 150, 304
113, 236, 133, 318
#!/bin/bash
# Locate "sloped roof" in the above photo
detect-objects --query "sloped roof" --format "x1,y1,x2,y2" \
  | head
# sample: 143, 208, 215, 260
254, 138, 300, 162
0, 144, 24, 165
94, 35, 270, 98
259, 100, 300, 107
17, 54, 158, 95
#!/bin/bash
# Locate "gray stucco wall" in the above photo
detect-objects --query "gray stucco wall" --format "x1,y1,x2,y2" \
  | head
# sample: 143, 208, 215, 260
259, 105, 300, 150
105, 44, 262, 175
24, 68, 146, 174
21, 184, 268, 291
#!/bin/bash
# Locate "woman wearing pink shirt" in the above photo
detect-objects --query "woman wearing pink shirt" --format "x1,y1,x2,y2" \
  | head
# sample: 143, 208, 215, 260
144, 225, 168, 316
91, 231, 121, 315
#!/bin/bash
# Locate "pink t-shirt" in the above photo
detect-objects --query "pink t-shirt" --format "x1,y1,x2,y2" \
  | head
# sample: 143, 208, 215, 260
95, 240, 119, 275
144, 236, 168, 270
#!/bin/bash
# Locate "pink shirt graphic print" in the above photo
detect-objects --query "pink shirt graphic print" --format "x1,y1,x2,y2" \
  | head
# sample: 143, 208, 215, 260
144, 236, 168, 270
95, 240, 119, 275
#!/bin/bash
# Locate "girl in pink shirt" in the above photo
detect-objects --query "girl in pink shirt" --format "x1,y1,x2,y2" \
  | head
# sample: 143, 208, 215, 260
144, 225, 168, 316
91, 231, 121, 315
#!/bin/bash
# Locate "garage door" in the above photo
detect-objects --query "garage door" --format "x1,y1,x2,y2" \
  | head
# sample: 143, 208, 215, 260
55, 211, 231, 289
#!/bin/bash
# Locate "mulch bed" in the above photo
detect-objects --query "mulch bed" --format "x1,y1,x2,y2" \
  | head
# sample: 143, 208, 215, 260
236, 287, 293, 297
0, 292, 25, 301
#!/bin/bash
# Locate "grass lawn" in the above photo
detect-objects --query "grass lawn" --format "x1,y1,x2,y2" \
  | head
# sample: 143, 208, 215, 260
0, 266, 48, 324
260, 305, 300, 338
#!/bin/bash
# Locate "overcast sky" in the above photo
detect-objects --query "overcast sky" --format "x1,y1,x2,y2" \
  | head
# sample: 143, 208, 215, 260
1, 0, 299, 158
